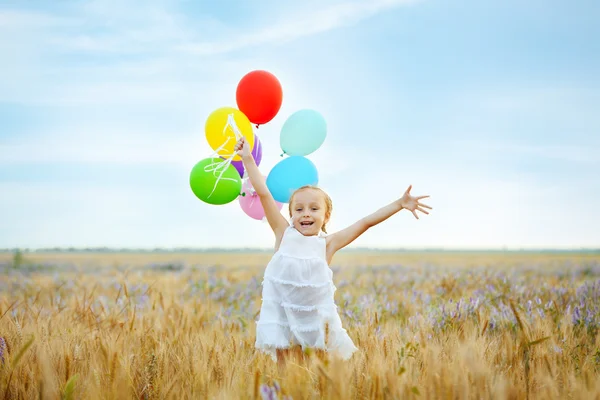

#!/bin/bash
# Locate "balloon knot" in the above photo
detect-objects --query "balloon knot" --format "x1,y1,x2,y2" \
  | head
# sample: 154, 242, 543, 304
256, 124, 260, 129
241, 192, 246, 197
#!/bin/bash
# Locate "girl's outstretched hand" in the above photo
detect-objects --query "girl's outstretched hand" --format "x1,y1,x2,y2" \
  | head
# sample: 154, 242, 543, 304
399, 185, 432, 219
234, 137, 251, 158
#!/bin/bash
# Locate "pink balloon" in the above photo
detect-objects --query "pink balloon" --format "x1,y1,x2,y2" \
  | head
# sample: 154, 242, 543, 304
239, 177, 282, 220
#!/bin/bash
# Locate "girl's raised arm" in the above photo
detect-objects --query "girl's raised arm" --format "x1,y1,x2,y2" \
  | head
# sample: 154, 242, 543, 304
326, 185, 431, 258
235, 138, 289, 238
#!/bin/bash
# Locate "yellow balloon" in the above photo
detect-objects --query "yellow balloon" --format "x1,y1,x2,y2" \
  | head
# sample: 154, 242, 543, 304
205, 107, 254, 162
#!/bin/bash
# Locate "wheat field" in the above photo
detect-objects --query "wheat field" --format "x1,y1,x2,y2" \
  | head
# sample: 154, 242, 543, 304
0, 251, 599, 399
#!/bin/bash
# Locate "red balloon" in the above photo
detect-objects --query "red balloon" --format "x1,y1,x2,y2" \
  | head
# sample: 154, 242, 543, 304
236, 70, 283, 125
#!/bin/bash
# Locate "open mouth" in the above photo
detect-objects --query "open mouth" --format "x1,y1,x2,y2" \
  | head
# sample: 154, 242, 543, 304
300, 221, 314, 227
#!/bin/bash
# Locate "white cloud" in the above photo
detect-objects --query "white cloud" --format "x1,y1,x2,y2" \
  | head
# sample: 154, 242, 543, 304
0, 134, 202, 166
178, 0, 419, 55
0, 0, 420, 107
318, 159, 600, 249
0, 180, 276, 249
2, 0, 418, 56
2, 0, 423, 108
0, 10, 73, 29
0, 1, 201, 54
437, 85, 600, 142
453, 140, 600, 165
3, 155, 599, 249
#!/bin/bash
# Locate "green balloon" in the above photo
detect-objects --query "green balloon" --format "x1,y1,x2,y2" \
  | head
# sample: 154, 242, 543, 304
189, 158, 242, 205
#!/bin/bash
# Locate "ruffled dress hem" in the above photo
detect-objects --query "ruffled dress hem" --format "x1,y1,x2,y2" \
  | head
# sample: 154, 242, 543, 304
254, 226, 358, 362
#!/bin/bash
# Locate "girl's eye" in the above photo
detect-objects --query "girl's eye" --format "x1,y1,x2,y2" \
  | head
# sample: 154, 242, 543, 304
312, 208, 318, 211
296, 209, 302, 212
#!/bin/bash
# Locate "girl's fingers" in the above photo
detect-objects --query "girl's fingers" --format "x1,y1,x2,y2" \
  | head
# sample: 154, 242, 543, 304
416, 195, 430, 200
417, 206, 429, 215
418, 202, 432, 209
411, 210, 419, 219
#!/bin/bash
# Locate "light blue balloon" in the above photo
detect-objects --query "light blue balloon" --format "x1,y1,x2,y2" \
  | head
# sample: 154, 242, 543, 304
266, 156, 319, 203
280, 109, 327, 156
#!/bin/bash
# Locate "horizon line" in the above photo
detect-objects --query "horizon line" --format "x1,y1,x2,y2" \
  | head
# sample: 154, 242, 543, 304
2, 246, 599, 253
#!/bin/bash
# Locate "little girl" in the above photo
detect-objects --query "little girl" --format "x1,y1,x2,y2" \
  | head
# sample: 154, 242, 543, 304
234, 137, 431, 363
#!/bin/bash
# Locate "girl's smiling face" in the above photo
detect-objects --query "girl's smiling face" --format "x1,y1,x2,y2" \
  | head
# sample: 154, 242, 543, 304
290, 188, 329, 236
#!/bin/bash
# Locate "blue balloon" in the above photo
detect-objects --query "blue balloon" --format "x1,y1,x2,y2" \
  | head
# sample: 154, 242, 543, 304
266, 156, 319, 203
280, 109, 327, 156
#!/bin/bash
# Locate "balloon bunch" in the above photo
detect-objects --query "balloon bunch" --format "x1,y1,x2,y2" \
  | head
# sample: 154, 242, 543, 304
189, 70, 328, 221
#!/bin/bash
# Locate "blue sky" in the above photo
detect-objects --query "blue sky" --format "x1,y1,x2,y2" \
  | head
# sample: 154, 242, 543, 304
1, 0, 598, 249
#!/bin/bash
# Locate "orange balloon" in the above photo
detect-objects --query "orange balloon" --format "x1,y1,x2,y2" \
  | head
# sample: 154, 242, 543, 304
236, 70, 283, 125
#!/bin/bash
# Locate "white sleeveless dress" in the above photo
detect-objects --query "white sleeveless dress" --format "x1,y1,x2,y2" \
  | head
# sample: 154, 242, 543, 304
255, 225, 358, 361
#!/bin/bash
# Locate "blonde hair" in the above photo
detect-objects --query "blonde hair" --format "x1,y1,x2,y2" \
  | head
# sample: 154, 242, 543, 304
288, 185, 333, 233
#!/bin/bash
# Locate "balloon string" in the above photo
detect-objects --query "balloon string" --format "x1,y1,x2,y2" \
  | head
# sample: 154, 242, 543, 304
248, 187, 257, 208
224, 113, 244, 142
202, 113, 246, 198
203, 154, 237, 198
255, 137, 261, 157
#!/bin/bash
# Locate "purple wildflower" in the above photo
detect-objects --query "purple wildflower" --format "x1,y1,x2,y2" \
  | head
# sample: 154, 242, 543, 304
259, 383, 279, 400
260, 384, 271, 398
584, 309, 595, 327
344, 309, 355, 320
0, 337, 5, 365
572, 306, 582, 325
